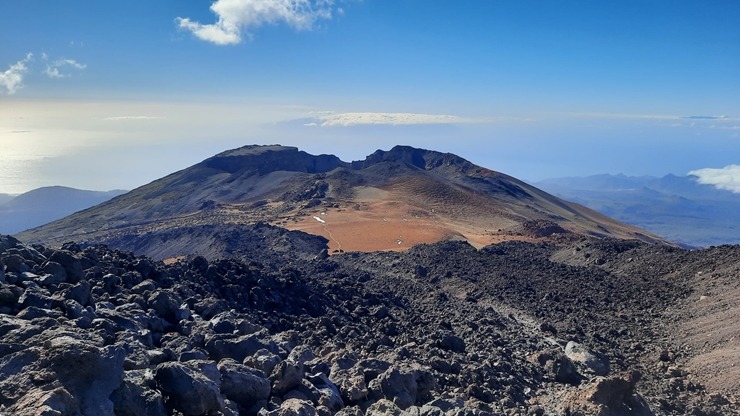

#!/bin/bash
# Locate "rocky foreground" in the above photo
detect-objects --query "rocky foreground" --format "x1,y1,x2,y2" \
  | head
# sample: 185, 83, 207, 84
1, 230, 738, 416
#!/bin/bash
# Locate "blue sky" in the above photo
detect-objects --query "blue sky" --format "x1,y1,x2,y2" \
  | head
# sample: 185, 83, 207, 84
1, 0, 739, 193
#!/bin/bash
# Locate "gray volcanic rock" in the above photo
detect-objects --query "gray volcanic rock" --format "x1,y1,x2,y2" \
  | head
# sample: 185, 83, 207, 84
155, 361, 224, 415
565, 340, 610, 376
218, 358, 272, 406
110, 370, 167, 416
0, 334, 125, 416
1, 232, 739, 415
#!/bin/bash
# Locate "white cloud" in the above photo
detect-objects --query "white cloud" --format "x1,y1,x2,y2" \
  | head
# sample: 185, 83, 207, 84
176, 0, 336, 45
313, 112, 470, 127
689, 165, 740, 193
44, 58, 87, 78
0, 53, 33, 95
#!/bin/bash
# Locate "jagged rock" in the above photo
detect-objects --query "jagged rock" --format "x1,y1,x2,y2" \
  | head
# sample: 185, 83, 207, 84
147, 289, 182, 322
209, 309, 238, 334
48, 250, 84, 283
2, 253, 30, 274
18, 287, 52, 310
131, 279, 158, 295
562, 371, 651, 416
206, 332, 275, 362
0, 285, 20, 310
155, 361, 224, 415
180, 349, 209, 362
64, 280, 92, 307
41, 261, 67, 285
262, 398, 318, 416
0, 230, 739, 416
328, 364, 367, 404
245, 348, 283, 375
366, 399, 404, 416
284, 379, 321, 403
47, 337, 126, 415
0, 336, 125, 415
195, 296, 230, 319
565, 341, 610, 376
289, 344, 316, 366
110, 369, 167, 416
218, 358, 272, 407
9, 386, 78, 416
373, 365, 434, 410
307, 372, 345, 410
335, 406, 365, 416
435, 332, 466, 354
272, 360, 306, 396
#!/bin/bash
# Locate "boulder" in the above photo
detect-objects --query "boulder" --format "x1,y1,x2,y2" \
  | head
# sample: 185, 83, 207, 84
565, 341, 610, 376
245, 348, 283, 375
373, 365, 434, 410
272, 360, 305, 396
48, 250, 84, 283
552, 354, 583, 386
41, 261, 67, 284
9, 386, 78, 416
218, 358, 272, 407
0, 336, 126, 415
435, 332, 466, 354
205, 332, 274, 362
148, 290, 182, 322
64, 280, 92, 307
155, 361, 225, 415
45, 336, 126, 415
562, 371, 651, 416
307, 372, 345, 411
365, 399, 404, 416
131, 279, 158, 295
18, 288, 52, 310
110, 370, 167, 416
209, 310, 238, 334
263, 398, 318, 416
3, 254, 30, 274
328, 366, 367, 404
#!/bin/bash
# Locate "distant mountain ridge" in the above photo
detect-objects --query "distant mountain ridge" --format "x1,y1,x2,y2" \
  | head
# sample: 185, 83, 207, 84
18, 144, 670, 259
0, 186, 127, 234
535, 174, 740, 247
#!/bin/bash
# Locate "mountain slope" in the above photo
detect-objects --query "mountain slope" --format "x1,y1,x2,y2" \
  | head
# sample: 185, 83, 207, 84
18, 145, 669, 258
0, 186, 127, 234
535, 174, 740, 247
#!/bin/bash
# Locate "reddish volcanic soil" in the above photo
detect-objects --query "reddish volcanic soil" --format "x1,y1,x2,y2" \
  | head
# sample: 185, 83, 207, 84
284, 198, 543, 253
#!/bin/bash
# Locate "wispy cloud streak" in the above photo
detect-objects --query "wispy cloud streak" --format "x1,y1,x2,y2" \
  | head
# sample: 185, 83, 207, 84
44, 58, 87, 79
310, 112, 470, 127
103, 116, 166, 121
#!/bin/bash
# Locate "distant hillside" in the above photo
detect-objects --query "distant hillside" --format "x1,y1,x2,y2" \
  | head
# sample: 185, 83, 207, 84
0, 186, 127, 234
0, 193, 14, 205
17, 145, 670, 259
535, 174, 740, 247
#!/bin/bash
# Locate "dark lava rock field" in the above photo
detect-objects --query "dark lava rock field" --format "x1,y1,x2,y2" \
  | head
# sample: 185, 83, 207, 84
1, 227, 738, 416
